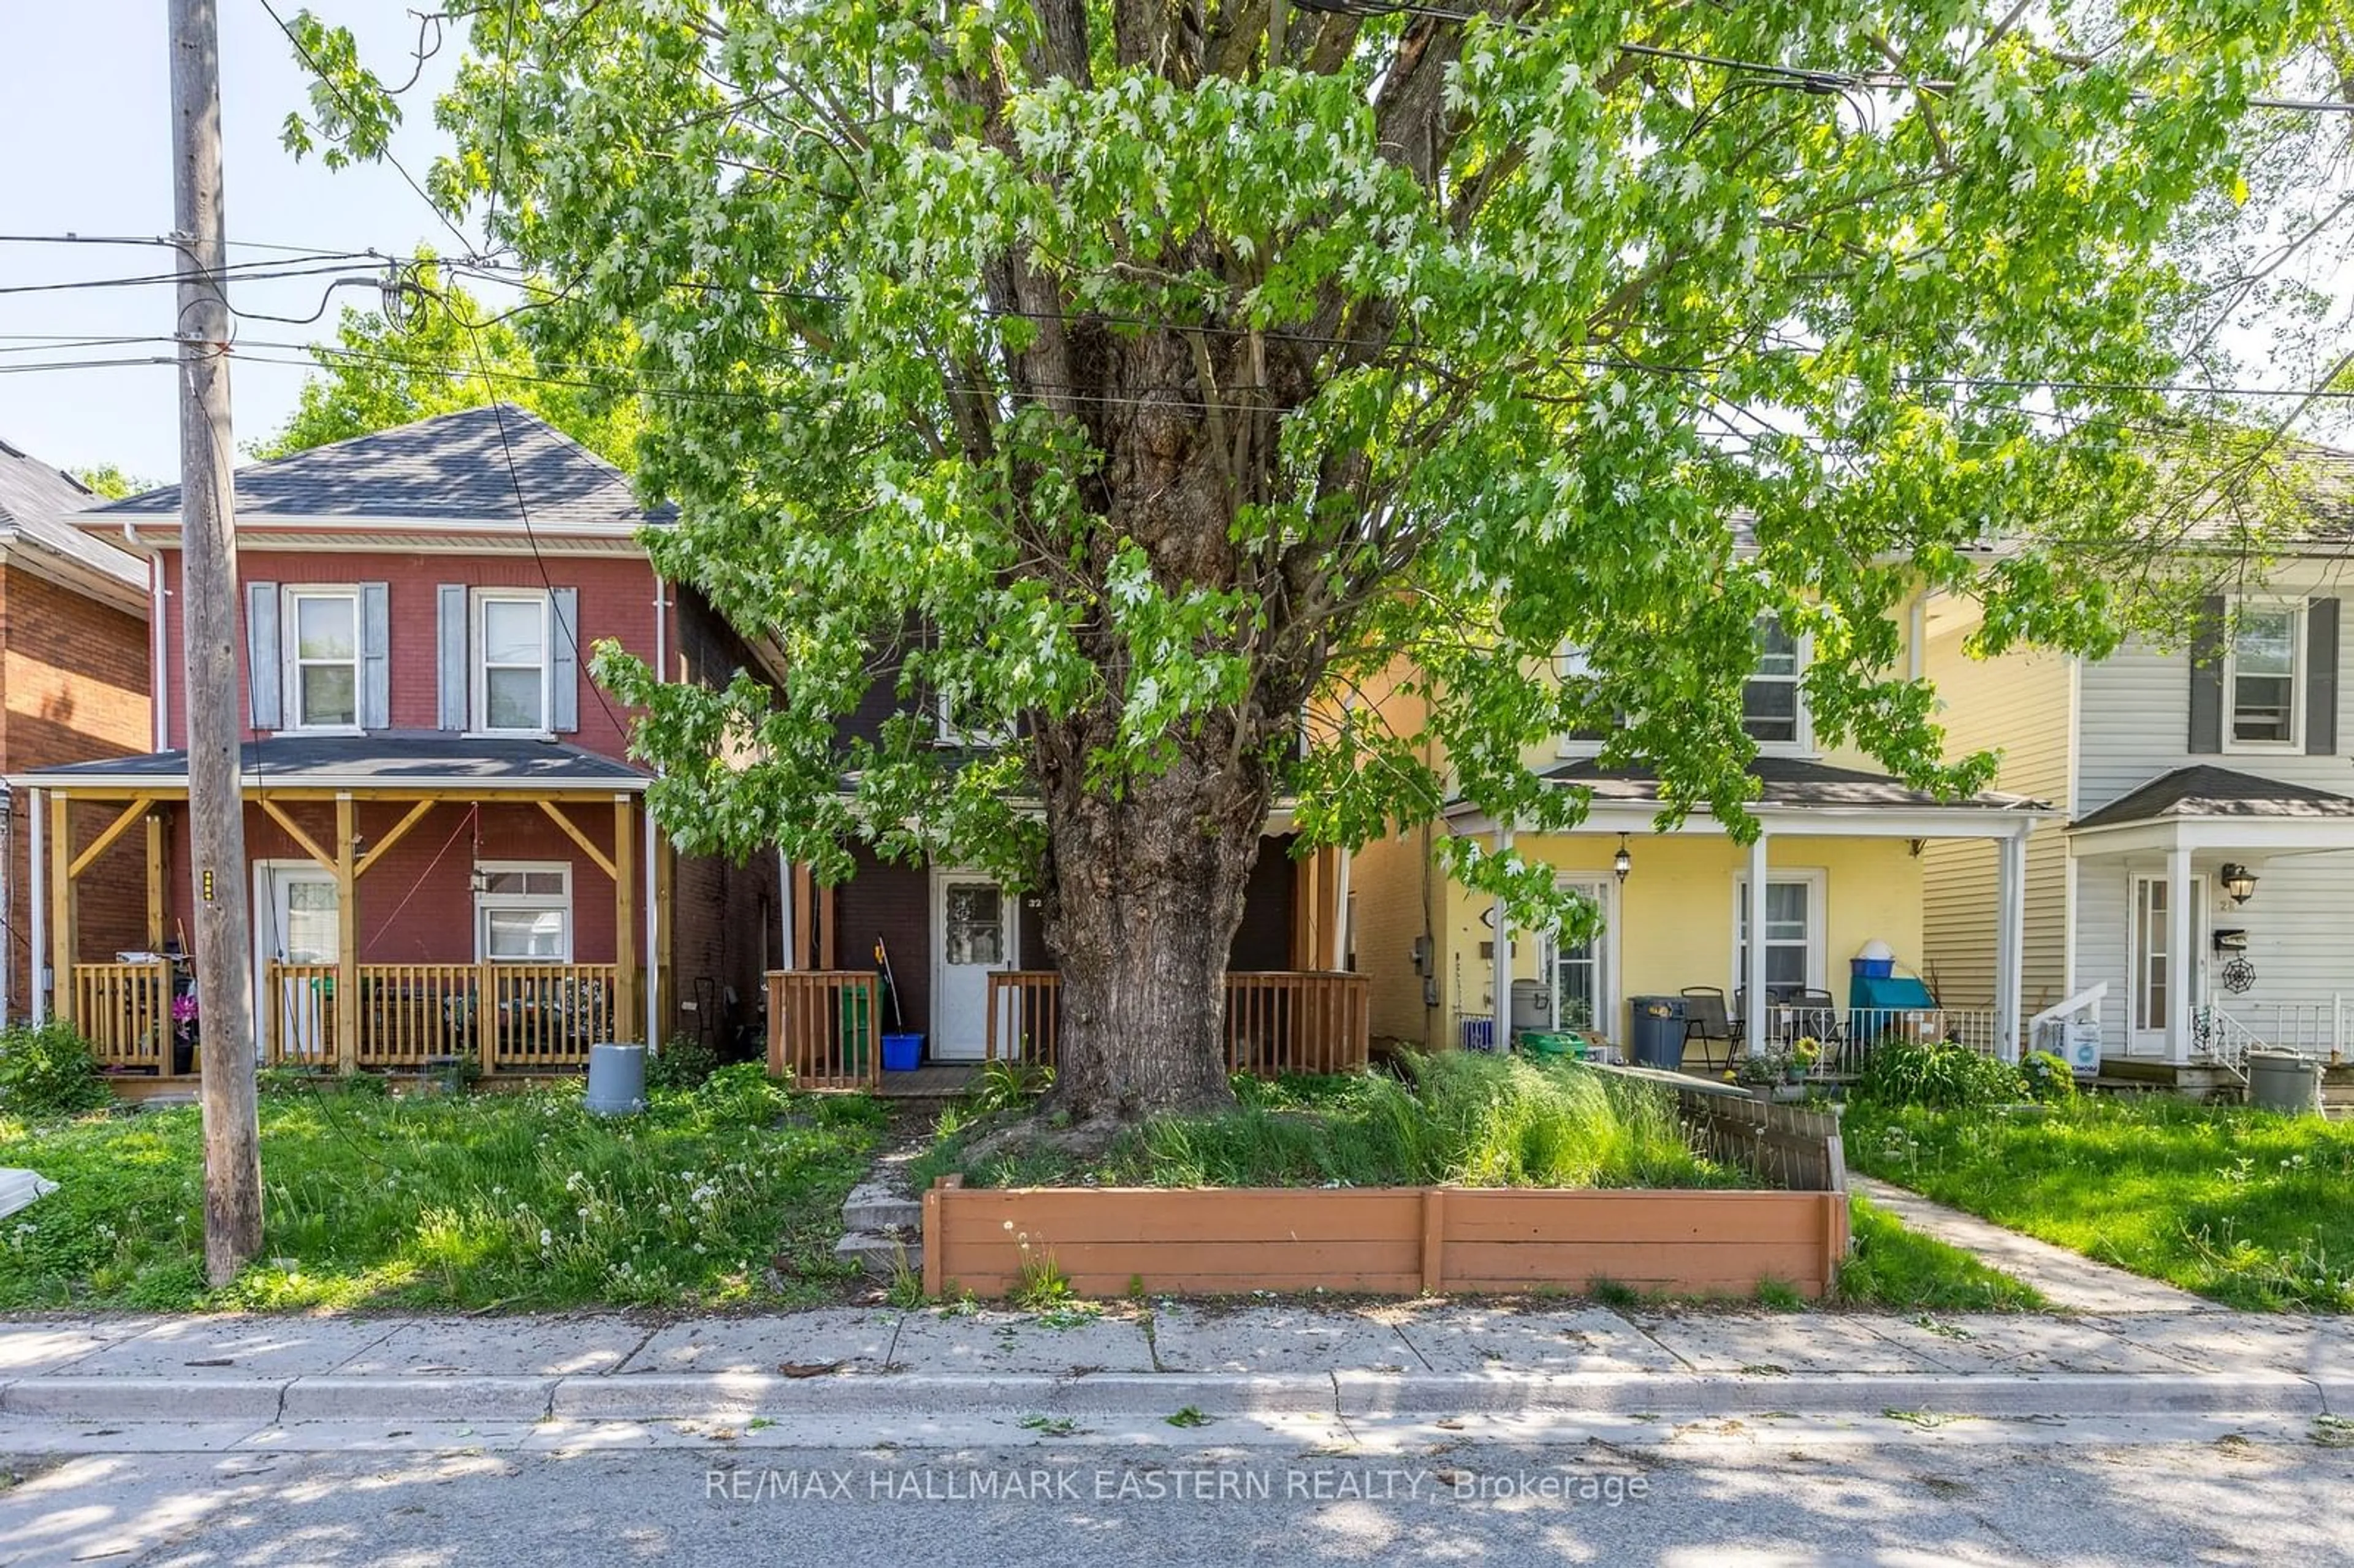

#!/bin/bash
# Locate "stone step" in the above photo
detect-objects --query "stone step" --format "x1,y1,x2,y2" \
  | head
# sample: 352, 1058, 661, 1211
833, 1228, 920, 1277
840, 1181, 923, 1233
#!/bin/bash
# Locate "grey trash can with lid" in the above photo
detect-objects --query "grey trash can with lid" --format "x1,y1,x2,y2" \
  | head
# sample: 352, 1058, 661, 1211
1628, 996, 1688, 1070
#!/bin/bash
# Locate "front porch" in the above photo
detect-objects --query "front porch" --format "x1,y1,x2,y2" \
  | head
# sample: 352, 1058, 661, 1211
19, 739, 658, 1081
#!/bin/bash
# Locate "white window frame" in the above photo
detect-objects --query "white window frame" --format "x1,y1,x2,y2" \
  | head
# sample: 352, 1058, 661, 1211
1742, 615, 1814, 756
474, 861, 573, 962
471, 588, 554, 737
1730, 868, 1829, 996
1554, 644, 1612, 758
2222, 598, 2305, 754
1541, 875, 1616, 1033
280, 585, 362, 734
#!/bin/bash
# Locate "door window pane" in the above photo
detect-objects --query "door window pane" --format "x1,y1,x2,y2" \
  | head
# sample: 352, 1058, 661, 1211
944, 885, 1004, 966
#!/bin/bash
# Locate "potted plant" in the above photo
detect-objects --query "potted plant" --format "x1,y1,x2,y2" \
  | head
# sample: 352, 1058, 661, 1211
1786, 1037, 1821, 1084
1734, 1051, 1782, 1100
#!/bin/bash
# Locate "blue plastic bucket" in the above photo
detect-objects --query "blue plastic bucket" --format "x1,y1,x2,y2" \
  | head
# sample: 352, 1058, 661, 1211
880, 1033, 923, 1071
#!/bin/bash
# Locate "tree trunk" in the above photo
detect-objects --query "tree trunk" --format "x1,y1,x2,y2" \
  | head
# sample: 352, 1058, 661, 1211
1036, 732, 1272, 1120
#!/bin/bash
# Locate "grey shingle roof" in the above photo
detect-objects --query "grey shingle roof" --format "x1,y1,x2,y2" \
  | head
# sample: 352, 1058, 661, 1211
14, 734, 647, 788
89, 405, 671, 531
2071, 764, 2354, 830
1517, 756, 2045, 813
0, 438, 145, 590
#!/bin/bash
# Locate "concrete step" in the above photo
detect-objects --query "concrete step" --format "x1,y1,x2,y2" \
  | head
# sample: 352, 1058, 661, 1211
833, 1228, 920, 1277
841, 1182, 922, 1233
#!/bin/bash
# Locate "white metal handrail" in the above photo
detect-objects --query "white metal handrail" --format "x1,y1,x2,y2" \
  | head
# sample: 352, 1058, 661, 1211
2214, 1000, 2342, 1063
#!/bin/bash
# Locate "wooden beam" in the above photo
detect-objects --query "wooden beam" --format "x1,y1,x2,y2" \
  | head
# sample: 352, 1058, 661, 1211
257, 797, 336, 874
791, 862, 813, 970
48, 793, 72, 1025
67, 797, 156, 881
354, 799, 436, 880
536, 799, 617, 881
145, 813, 167, 950
614, 796, 638, 1041
335, 794, 359, 1075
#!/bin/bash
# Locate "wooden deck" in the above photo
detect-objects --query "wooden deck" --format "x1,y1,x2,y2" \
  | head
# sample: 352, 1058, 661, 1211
874, 1064, 981, 1100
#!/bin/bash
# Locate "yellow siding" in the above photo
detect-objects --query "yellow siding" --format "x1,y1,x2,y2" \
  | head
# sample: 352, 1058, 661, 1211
1917, 626, 2073, 1011
1434, 831, 1923, 1044
1335, 657, 1444, 1046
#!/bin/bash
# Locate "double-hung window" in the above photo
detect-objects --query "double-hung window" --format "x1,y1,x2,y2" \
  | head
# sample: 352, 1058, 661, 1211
2226, 601, 2302, 749
1741, 615, 1807, 748
476, 864, 571, 961
284, 588, 360, 731
1734, 872, 1824, 996
474, 590, 552, 734
1554, 645, 1613, 755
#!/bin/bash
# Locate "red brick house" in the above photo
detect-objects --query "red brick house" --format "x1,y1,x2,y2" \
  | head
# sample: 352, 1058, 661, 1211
0, 441, 154, 1024
12, 407, 784, 1081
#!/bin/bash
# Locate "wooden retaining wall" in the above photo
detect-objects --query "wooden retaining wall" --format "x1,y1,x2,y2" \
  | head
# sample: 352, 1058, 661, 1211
922, 1178, 1850, 1301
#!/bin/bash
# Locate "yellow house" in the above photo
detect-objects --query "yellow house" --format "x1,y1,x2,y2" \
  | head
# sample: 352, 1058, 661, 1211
1351, 612, 2052, 1071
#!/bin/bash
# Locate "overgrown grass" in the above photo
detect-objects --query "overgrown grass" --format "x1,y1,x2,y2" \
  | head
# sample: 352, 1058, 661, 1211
0, 1064, 883, 1312
921, 1052, 1750, 1190
1835, 1194, 2047, 1311
1848, 1096, 2354, 1312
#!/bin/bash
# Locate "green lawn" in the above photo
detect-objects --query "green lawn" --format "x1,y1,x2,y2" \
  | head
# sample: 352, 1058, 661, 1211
1835, 1194, 2047, 1312
0, 1065, 882, 1312
1846, 1096, 2354, 1312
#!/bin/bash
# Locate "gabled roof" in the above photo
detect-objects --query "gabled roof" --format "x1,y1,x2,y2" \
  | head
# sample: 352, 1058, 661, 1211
0, 438, 145, 597
9, 734, 648, 793
1514, 756, 2046, 814
85, 405, 670, 535
2071, 764, 2354, 831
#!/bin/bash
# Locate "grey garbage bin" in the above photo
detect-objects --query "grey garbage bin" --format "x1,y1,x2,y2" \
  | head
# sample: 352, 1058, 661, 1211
1628, 995, 1688, 1070
584, 1041, 648, 1116
2247, 1049, 2322, 1114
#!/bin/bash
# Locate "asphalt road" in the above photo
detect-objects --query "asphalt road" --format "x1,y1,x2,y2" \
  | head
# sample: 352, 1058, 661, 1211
5, 1436, 2352, 1566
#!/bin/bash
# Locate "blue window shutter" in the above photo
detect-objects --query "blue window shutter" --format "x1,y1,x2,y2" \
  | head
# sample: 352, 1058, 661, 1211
437, 584, 468, 731
360, 582, 390, 730
551, 587, 581, 733
245, 580, 281, 730
2308, 596, 2339, 755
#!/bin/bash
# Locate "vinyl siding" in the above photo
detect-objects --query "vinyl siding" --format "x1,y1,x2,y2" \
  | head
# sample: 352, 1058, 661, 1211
1917, 628, 2074, 1012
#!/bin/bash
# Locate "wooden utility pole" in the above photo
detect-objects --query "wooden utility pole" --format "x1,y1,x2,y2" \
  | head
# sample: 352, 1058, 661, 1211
170, 0, 262, 1284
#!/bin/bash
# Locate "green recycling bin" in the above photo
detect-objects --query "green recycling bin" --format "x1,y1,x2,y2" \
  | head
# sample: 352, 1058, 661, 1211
839, 984, 871, 1073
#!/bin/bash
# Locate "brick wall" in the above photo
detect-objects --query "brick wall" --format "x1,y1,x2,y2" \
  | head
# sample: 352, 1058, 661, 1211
1, 563, 153, 1018
157, 549, 657, 760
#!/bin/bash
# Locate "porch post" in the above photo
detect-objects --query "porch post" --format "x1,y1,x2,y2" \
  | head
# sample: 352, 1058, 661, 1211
1995, 828, 2027, 1062
614, 795, 638, 1043
2165, 843, 2193, 1064
777, 850, 794, 973
48, 791, 73, 1027
1333, 846, 1353, 971
27, 786, 45, 1023
334, 794, 357, 1074
1745, 829, 1770, 1056
145, 811, 167, 950
1490, 821, 1512, 1051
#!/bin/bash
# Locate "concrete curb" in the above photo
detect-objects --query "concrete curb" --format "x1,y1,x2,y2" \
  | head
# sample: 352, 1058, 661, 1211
0, 1368, 2333, 1425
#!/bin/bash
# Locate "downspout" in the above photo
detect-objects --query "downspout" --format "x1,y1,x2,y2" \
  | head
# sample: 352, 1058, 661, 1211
0, 786, 12, 1021
644, 569, 666, 1050
131, 525, 168, 750
27, 785, 44, 1023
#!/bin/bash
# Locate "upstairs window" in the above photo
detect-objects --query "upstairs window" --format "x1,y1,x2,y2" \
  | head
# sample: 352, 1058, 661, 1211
1742, 615, 1807, 749
474, 590, 552, 734
2227, 602, 2302, 750
476, 864, 571, 960
284, 588, 359, 731
1554, 645, 1613, 755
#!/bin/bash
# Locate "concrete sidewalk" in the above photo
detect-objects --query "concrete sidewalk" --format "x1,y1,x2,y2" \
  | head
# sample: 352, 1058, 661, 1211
1, 1302, 2346, 1437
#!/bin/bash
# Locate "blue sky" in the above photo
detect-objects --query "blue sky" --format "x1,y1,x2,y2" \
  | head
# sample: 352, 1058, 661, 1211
0, 1, 484, 483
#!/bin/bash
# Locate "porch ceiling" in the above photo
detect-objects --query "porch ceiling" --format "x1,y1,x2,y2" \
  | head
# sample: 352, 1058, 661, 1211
8, 735, 649, 798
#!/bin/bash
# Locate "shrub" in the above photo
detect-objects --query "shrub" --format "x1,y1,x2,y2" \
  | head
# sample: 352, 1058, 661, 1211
969, 1057, 1052, 1115
2019, 1050, 2078, 1104
0, 1021, 110, 1116
1857, 1037, 2030, 1110
647, 1034, 722, 1092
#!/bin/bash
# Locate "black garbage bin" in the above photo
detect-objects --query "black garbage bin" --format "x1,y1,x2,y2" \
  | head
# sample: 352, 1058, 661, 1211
1628, 995, 1688, 1069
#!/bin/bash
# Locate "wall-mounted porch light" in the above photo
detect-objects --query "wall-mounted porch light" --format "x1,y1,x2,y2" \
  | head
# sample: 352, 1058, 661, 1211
1612, 832, 1632, 884
2220, 862, 2259, 905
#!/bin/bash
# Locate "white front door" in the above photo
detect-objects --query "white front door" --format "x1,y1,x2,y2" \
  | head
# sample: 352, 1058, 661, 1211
2129, 873, 2207, 1056
1543, 878, 1612, 1034
931, 870, 1013, 1061
254, 862, 340, 1063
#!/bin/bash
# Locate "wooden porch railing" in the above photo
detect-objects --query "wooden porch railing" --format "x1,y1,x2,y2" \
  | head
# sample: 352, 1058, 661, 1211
261, 962, 340, 1068
355, 964, 478, 1070
483, 964, 617, 1073
71, 962, 173, 1071
766, 970, 880, 1090
985, 970, 1372, 1075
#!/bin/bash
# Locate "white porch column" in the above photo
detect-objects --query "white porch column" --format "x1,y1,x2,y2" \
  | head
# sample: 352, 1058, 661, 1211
1745, 829, 1770, 1055
777, 849, 795, 972
26, 786, 44, 1024
1995, 828, 2028, 1062
2165, 843, 2193, 1064
1333, 846, 1353, 970
1491, 823, 1513, 1049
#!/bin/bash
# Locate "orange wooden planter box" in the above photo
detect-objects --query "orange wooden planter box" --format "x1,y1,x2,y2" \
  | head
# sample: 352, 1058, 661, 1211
921, 1178, 1851, 1301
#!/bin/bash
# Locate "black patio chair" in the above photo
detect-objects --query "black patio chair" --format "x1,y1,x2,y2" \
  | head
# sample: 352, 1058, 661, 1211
1679, 986, 1740, 1073
1785, 987, 1845, 1070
